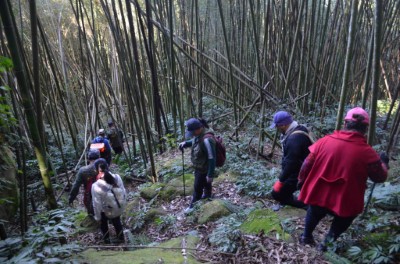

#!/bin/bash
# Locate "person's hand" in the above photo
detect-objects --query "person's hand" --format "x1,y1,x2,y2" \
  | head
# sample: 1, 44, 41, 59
380, 152, 390, 169
178, 142, 186, 151
206, 176, 213, 183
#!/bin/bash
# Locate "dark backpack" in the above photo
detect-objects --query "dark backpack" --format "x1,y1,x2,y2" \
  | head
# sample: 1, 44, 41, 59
203, 133, 226, 167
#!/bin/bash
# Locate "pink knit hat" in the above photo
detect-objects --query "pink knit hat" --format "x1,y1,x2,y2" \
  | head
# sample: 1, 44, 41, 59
344, 107, 370, 124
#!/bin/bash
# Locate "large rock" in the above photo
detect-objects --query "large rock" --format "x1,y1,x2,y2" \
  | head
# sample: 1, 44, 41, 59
240, 209, 290, 240
160, 174, 194, 200
79, 235, 202, 264
125, 197, 142, 214
144, 207, 168, 222
139, 183, 165, 200
197, 199, 238, 224
0, 145, 18, 221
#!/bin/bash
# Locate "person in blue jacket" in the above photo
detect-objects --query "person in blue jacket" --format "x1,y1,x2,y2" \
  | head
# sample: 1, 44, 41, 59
179, 118, 216, 214
92, 129, 112, 165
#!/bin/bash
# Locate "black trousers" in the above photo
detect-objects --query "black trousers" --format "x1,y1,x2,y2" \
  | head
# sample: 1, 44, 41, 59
271, 182, 306, 209
303, 205, 356, 241
100, 212, 123, 241
190, 170, 212, 208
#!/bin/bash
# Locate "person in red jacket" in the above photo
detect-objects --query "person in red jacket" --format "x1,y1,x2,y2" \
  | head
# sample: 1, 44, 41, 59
297, 107, 389, 251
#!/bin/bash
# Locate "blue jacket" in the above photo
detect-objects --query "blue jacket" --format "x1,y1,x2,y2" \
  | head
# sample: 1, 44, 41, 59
92, 136, 112, 152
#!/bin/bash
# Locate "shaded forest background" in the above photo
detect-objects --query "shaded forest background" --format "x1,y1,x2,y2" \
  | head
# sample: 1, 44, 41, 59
0, 0, 400, 262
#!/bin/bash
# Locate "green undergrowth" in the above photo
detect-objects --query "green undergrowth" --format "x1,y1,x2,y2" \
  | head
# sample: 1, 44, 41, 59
0, 207, 83, 263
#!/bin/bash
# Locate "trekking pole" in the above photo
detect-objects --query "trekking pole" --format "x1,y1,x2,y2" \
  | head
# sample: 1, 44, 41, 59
363, 150, 390, 218
182, 149, 186, 196
362, 183, 376, 218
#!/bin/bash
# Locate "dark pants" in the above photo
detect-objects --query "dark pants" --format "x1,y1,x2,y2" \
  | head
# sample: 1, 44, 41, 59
100, 212, 123, 242
112, 146, 123, 155
190, 170, 212, 208
271, 182, 306, 209
303, 205, 356, 241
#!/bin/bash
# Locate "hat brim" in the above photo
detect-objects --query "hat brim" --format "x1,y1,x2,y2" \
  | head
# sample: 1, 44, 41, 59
269, 123, 277, 129
185, 130, 194, 139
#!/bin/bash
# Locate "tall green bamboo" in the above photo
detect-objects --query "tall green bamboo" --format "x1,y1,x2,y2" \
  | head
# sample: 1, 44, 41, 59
0, 0, 57, 209
335, 0, 358, 130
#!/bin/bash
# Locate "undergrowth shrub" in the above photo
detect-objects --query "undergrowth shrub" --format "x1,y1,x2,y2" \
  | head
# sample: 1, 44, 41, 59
0, 208, 82, 263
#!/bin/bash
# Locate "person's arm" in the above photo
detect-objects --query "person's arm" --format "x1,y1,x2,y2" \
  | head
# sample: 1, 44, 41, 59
204, 138, 216, 178
367, 160, 388, 183
178, 139, 193, 150
298, 153, 315, 188
91, 184, 102, 221
68, 171, 83, 204
279, 134, 308, 182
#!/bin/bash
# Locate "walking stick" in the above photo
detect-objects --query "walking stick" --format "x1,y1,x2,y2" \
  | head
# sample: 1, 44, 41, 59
362, 183, 376, 218
363, 151, 390, 217
182, 149, 186, 196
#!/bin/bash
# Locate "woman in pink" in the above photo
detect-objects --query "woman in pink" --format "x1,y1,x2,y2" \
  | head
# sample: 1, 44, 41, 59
297, 107, 389, 251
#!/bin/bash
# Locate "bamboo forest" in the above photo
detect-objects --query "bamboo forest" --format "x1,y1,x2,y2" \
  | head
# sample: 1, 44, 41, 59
0, 0, 399, 263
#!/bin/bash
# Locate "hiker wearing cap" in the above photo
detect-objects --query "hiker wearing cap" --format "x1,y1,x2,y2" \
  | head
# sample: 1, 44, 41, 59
298, 107, 389, 251
92, 129, 112, 165
178, 118, 216, 213
69, 149, 100, 215
270, 111, 313, 211
92, 159, 126, 244
106, 120, 124, 155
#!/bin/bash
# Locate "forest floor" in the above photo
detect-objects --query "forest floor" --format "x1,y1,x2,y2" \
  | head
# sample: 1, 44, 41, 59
68, 149, 341, 264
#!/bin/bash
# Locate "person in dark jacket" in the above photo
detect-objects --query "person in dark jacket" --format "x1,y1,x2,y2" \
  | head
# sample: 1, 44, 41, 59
298, 107, 389, 251
270, 111, 312, 211
106, 120, 124, 155
92, 129, 112, 165
178, 118, 216, 214
68, 149, 100, 215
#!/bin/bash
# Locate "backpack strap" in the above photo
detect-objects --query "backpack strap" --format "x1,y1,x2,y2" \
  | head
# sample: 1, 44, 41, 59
290, 130, 315, 143
110, 188, 121, 208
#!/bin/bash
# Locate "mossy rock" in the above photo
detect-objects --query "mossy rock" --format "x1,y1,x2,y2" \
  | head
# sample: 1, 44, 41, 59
240, 209, 290, 241
214, 170, 239, 183
144, 207, 167, 222
125, 197, 142, 214
160, 174, 194, 200
74, 214, 98, 232
275, 206, 307, 220
139, 183, 166, 200
0, 146, 19, 221
79, 235, 202, 264
197, 199, 237, 224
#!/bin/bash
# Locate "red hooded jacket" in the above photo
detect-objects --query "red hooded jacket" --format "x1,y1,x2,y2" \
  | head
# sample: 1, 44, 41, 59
298, 130, 387, 217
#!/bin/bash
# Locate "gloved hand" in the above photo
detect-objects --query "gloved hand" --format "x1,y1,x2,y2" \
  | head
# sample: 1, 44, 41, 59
380, 152, 390, 168
178, 142, 186, 151
206, 176, 213, 183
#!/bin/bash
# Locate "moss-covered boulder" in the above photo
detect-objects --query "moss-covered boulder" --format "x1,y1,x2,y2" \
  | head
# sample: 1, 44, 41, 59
125, 197, 142, 214
197, 199, 238, 224
79, 235, 202, 264
139, 183, 165, 200
144, 207, 168, 222
0, 145, 19, 221
160, 174, 194, 200
240, 209, 290, 240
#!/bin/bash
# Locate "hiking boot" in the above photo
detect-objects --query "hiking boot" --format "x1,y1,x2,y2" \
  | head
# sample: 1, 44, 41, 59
299, 234, 315, 246
184, 207, 194, 214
